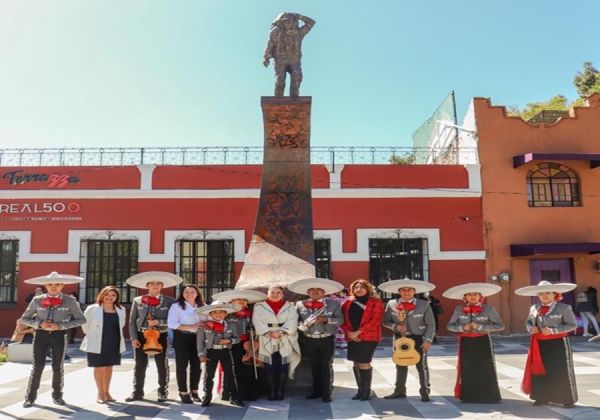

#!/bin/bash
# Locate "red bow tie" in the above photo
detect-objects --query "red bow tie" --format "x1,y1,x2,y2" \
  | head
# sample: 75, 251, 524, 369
142, 296, 160, 306
396, 302, 416, 312
462, 305, 483, 314
537, 306, 550, 316
305, 300, 324, 310
234, 309, 252, 318
205, 321, 225, 333
41, 297, 62, 307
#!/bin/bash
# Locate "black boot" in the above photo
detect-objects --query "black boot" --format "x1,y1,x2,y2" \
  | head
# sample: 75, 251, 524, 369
201, 378, 213, 407
351, 367, 362, 400
276, 372, 287, 401
384, 367, 407, 399
359, 368, 373, 401
266, 372, 276, 401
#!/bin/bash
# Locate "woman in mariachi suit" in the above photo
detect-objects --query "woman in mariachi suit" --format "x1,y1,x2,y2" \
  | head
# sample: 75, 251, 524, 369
444, 283, 504, 403
212, 289, 267, 401
515, 280, 578, 408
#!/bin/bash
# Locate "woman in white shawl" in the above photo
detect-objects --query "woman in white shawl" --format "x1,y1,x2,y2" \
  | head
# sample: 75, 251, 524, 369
252, 285, 301, 401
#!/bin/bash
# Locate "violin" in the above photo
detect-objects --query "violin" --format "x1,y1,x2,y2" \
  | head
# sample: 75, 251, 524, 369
143, 313, 163, 355
241, 332, 262, 367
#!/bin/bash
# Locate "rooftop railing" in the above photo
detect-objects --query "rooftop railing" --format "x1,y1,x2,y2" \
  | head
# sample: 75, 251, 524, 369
0, 146, 478, 167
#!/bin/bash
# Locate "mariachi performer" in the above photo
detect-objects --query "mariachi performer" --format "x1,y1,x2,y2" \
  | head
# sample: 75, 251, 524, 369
380, 278, 436, 402
444, 282, 504, 403
289, 278, 345, 402
252, 285, 301, 401
126, 271, 182, 403
20, 272, 86, 408
515, 280, 578, 408
195, 301, 245, 407
212, 289, 267, 401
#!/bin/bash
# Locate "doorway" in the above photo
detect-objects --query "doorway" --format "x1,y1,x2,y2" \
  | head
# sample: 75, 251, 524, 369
529, 259, 575, 307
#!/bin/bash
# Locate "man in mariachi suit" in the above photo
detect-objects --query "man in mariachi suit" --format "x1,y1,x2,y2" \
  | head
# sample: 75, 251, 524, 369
380, 278, 437, 402
212, 289, 267, 401
126, 272, 182, 402
21, 272, 86, 408
289, 278, 345, 402
196, 302, 245, 407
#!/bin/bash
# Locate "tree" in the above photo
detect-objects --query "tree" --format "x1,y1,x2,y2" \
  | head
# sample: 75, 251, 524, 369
573, 62, 600, 98
389, 153, 415, 165
519, 95, 570, 121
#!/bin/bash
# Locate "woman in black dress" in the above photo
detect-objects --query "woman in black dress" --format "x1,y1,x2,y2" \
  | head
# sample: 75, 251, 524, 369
81, 286, 127, 403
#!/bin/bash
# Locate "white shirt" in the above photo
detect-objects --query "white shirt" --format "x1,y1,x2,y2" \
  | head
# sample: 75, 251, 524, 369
168, 301, 208, 329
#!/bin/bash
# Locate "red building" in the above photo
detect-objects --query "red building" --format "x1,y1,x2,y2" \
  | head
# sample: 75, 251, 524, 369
0, 160, 484, 338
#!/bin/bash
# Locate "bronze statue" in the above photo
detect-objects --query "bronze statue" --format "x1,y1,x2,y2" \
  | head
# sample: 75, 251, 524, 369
263, 12, 315, 97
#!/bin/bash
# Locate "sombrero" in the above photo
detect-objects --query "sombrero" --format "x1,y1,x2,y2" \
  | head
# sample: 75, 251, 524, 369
377, 278, 436, 294
288, 278, 344, 295
126, 271, 183, 289
515, 280, 576, 297
212, 290, 267, 304
195, 301, 241, 316
24, 271, 84, 285
443, 283, 502, 300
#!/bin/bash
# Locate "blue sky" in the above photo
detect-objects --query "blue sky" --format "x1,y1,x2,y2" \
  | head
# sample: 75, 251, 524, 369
0, 1, 598, 150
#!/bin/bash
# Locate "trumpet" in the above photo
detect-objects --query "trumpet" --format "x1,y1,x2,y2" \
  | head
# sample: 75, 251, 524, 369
299, 307, 327, 331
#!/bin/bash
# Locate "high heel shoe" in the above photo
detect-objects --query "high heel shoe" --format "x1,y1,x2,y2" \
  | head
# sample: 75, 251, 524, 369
104, 394, 116, 402
179, 393, 193, 404
96, 394, 106, 404
191, 392, 201, 402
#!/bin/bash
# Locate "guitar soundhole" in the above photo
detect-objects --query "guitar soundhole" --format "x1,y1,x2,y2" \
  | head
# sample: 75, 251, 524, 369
400, 344, 410, 351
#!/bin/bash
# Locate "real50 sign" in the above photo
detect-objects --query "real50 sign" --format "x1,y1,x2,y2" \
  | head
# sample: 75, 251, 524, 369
0, 202, 82, 221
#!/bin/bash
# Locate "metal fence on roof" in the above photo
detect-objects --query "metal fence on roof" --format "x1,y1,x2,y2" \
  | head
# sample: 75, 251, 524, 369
0, 146, 478, 167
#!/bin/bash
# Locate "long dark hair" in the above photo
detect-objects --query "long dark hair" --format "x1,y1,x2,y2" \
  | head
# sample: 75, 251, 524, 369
176, 284, 205, 309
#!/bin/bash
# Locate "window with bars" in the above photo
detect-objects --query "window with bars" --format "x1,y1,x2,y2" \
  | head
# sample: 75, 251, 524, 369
177, 240, 235, 301
0, 240, 19, 303
315, 238, 332, 279
527, 162, 581, 207
369, 238, 428, 298
80, 240, 139, 304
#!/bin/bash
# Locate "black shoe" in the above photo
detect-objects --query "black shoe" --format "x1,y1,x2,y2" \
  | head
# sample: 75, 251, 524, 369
191, 392, 201, 402
230, 399, 245, 407
53, 397, 66, 405
201, 398, 211, 407
68, 339, 75, 344
563, 403, 575, 408
64, 355, 71, 360
23, 400, 35, 408
125, 394, 143, 402
305, 392, 322, 399
179, 393, 193, 404
384, 391, 406, 399
322, 395, 332, 403
157, 393, 168, 402
421, 395, 431, 402
532, 400, 546, 406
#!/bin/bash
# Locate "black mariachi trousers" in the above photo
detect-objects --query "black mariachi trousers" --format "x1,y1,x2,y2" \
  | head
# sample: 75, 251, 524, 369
25, 330, 68, 400
303, 335, 335, 396
133, 331, 170, 396
203, 348, 239, 399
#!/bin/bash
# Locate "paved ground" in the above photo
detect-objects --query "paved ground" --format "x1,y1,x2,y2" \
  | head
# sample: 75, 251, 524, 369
1, 335, 600, 420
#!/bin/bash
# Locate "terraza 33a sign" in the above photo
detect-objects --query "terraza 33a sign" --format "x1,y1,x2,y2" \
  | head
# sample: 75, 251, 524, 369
2, 170, 81, 188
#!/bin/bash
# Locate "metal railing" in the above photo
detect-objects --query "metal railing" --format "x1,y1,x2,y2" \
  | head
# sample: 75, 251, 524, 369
0, 146, 478, 167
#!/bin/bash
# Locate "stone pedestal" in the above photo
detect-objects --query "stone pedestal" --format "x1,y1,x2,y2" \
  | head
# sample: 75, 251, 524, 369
236, 97, 315, 300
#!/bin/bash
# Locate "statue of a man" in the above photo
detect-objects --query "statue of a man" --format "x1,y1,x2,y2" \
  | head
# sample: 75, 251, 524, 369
263, 12, 315, 97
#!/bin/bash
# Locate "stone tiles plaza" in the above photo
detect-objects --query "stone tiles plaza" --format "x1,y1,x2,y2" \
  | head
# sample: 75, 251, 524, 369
1, 335, 600, 420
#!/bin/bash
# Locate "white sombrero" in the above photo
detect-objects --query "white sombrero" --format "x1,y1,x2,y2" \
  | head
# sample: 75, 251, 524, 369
195, 301, 242, 315
443, 283, 502, 300
378, 278, 436, 294
126, 271, 183, 289
212, 290, 267, 304
515, 280, 577, 297
288, 278, 345, 295
24, 271, 84, 285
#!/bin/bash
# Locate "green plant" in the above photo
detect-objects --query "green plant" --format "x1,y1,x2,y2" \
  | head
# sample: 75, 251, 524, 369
0, 341, 7, 364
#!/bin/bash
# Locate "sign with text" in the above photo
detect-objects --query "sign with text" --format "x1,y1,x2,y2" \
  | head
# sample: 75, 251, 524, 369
0, 201, 82, 221
2, 170, 81, 188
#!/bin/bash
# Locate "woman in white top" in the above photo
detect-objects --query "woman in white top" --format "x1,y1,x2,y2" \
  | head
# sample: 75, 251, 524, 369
167, 284, 207, 403
80, 286, 127, 404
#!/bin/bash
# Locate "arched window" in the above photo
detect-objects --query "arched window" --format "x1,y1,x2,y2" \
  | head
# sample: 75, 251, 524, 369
527, 163, 580, 207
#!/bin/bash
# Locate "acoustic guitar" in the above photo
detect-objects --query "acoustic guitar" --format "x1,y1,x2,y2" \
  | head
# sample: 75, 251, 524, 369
392, 307, 421, 366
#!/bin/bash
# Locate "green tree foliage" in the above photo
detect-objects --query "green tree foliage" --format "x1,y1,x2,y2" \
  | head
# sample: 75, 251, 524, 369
389, 153, 415, 165
509, 62, 600, 119
573, 62, 600, 98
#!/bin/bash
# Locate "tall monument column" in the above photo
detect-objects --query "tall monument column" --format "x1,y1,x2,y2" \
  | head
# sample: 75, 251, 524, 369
235, 96, 315, 295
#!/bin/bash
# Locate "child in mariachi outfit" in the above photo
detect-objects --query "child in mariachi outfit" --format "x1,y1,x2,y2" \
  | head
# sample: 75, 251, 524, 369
125, 271, 182, 403
196, 301, 245, 407
212, 289, 267, 401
